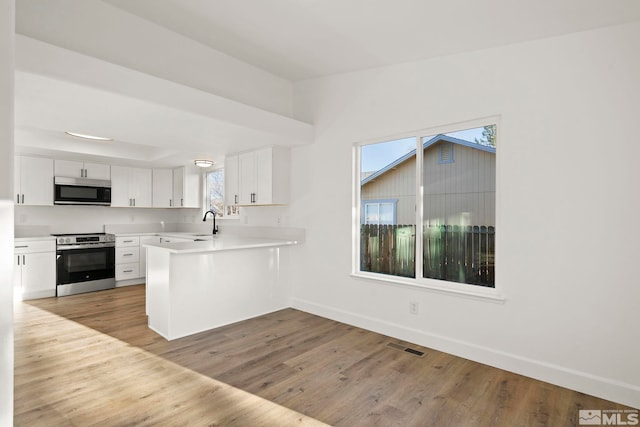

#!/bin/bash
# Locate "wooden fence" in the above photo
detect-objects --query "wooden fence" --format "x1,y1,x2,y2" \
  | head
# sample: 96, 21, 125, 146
360, 224, 416, 278
360, 224, 495, 287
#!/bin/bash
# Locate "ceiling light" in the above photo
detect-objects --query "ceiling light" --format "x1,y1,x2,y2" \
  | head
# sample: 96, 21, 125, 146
65, 131, 113, 141
194, 159, 214, 168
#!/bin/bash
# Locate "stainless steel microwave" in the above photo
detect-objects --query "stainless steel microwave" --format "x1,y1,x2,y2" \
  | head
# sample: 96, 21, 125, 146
54, 176, 111, 206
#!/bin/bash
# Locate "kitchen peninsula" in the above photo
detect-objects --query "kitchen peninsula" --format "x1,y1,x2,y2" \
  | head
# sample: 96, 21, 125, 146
144, 235, 298, 340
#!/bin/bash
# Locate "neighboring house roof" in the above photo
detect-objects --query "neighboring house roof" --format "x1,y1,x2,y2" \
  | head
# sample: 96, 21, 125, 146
361, 134, 496, 186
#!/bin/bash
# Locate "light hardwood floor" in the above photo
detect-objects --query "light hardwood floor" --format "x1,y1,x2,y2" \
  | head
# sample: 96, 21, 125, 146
14, 285, 634, 426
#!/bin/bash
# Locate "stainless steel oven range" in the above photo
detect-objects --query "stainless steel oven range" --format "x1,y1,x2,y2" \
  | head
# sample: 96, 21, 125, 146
53, 233, 116, 296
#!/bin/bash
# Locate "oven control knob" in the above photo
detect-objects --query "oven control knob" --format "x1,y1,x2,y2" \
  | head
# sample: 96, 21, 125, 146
58, 238, 64, 244
65, 238, 71, 243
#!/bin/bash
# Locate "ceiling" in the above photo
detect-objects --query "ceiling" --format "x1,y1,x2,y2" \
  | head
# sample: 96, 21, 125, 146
14, 0, 640, 167
103, 0, 640, 81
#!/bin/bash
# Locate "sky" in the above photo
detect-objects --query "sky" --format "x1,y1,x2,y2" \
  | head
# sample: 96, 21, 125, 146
361, 126, 488, 172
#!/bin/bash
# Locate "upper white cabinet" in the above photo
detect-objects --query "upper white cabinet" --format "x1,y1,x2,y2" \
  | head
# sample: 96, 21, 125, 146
172, 166, 200, 208
54, 160, 110, 180
152, 169, 173, 208
14, 155, 54, 206
226, 146, 290, 206
152, 167, 200, 208
111, 166, 152, 208
224, 155, 240, 206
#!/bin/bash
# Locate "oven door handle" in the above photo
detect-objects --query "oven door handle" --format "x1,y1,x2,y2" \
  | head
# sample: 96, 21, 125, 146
57, 243, 116, 251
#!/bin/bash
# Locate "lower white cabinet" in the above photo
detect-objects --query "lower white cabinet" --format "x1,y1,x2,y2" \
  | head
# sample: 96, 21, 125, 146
14, 239, 56, 300
158, 236, 193, 243
116, 263, 140, 281
115, 236, 143, 282
116, 234, 200, 285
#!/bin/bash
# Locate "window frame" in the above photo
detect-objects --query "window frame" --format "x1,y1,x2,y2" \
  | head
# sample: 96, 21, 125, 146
202, 166, 240, 219
352, 117, 504, 302
361, 199, 397, 225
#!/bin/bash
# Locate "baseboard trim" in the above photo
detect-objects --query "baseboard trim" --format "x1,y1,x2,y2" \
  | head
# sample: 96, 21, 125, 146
291, 297, 640, 409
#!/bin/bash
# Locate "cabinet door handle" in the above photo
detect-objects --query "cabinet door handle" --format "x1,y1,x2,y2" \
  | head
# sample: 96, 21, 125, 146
123, 270, 133, 273
21, 194, 24, 204
16, 194, 19, 204
169, 199, 172, 207
123, 240, 133, 243
22, 255, 25, 265
15, 245, 28, 248
181, 198, 183, 206
123, 253, 133, 257
133, 198, 136, 207
17, 255, 20, 266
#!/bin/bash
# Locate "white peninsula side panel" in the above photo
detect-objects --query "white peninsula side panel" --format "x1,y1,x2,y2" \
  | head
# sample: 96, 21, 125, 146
146, 243, 291, 340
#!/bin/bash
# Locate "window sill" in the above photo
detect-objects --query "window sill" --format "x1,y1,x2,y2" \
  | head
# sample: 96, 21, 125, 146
351, 272, 506, 303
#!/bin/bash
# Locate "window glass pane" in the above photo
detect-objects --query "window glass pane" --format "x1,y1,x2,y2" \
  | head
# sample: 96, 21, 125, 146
206, 169, 225, 216
360, 138, 416, 278
379, 203, 394, 225
422, 125, 496, 287
364, 203, 379, 225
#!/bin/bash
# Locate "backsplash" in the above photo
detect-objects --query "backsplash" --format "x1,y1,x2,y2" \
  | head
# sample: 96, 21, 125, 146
14, 204, 299, 238
14, 205, 187, 236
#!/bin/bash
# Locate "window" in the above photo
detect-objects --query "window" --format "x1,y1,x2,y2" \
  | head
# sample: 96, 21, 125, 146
362, 200, 397, 225
205, 168, 239, 217
356, 122, 497, 289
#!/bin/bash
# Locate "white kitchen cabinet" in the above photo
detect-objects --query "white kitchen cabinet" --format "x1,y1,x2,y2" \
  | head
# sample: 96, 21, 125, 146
226, 146, 289, 206
115, 264, 140, 281
111, 166, 152, 208
116, 246, 140, 264
158, 236, 193, 244
172, 166, 200, 208
238, 151, 256, 205
152, 169, 173, 208
54, 160, 110, 179
14, 156, 54, 206
152, 167, 200, 208
224, 154, 239, 206
115, 235, 143, 283
14, 239, 56, 300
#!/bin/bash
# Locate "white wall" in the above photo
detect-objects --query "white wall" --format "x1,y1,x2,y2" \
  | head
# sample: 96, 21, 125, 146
290, 21, 640, 408
14, 205, 190, 235
0, 0, 14, 424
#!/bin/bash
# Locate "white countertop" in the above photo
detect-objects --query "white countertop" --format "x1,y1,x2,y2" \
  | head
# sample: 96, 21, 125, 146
14, 236, 56, 242
143, 235, 298, 254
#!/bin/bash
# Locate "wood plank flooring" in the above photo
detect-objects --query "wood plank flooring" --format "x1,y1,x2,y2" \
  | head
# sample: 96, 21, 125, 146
14, 285, 635, 426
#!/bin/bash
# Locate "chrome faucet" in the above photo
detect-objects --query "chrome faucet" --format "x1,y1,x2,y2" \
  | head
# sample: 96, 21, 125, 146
202, 208, 219, 235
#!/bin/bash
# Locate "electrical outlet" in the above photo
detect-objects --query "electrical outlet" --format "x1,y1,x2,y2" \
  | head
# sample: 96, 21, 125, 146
409, 301, 419, 315
276, 216, 281, 225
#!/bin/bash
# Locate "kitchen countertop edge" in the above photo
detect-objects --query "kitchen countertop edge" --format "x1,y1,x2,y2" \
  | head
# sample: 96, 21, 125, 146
143, 237, 299, 254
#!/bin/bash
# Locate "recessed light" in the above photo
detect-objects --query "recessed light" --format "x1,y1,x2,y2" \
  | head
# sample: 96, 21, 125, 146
194, 159, 215, 168
65, 131, 113, 141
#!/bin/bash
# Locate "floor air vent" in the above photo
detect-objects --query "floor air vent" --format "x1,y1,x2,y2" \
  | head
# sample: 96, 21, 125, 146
386, 342, 425, 357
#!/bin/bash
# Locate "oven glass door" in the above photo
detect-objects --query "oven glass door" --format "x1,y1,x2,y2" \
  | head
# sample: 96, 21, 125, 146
56, 246, 115, 285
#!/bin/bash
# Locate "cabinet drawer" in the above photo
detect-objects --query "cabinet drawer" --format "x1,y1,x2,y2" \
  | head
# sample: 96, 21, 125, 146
14, 240, 55, 254
116, 247, 140, 263
116, 263, 140, 281
116, 236, 140, 247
